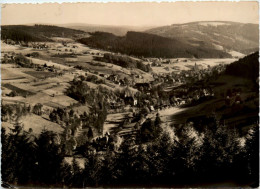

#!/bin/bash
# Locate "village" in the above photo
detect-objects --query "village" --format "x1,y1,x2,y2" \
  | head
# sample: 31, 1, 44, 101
2, 2, 260, 187
1, 38, 241, 162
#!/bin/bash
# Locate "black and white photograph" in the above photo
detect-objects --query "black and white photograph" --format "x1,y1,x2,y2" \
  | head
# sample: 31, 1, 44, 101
1, 1, 259, 188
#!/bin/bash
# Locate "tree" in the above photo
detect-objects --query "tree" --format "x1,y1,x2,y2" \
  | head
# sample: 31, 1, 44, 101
244, 125, 259, 185
154, 113, 161, 126
195, 119, 242, 182
87, 127, 94, 140
32, 103, 43, 115
1, 124, 38, 185
82, 154, 103, 187
36, 130, 63, 185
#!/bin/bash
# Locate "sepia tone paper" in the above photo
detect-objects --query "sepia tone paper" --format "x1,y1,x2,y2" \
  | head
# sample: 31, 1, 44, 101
1, 2, 259, 188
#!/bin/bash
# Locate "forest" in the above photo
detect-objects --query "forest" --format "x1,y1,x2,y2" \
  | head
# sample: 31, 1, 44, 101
1, 25, 85, 43
1, 116, 259, 188
96, 53, 152, 72
225, 51, 259, 81
78, 31, 232, 58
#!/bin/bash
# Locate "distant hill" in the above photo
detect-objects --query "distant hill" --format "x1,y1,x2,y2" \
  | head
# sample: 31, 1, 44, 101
1, 25, 87, 43
78, 31, 231, 58
59, 23, 155, 36
146, 21, 259, 56
225, 51, 259, 81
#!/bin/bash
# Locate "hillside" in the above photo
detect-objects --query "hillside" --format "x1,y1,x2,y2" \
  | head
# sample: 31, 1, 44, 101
146, 21, 259, 56
225, 51, 259, 81
1, 25, 87, 43
172, 51, 259, 129
78, 31, 232, 58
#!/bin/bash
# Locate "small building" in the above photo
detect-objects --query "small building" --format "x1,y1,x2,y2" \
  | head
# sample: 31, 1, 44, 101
134, 82, 151, 91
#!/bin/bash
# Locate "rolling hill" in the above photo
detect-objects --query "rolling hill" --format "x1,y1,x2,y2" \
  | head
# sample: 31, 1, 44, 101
146, 21, 259, 56
78, 31, 232, 58
1, 25, 87, 43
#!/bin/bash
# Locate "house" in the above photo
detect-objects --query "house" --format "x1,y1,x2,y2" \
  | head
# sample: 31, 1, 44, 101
124, 96, 135, 106
110, 102, 123, 109
107, 74, 118, 82
99, 74, 105, 77
134, 83, 151, 91
122, 87, 137, 106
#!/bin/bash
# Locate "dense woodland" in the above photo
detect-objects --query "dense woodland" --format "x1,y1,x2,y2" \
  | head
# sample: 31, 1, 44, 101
78, 31, 232, 58
96, 53, 152, 72
225, 51, 259, 81
1, 25, 85, 43
1, 117, 259, 187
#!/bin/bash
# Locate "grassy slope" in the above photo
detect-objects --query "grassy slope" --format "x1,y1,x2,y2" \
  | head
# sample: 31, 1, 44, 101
146, 21, 259, 54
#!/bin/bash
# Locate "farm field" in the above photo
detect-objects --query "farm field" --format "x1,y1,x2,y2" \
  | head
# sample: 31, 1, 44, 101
24, 92, 78, 108
2, 64, 36, 82
24, 71, 57, 79
20, 114, 63, 135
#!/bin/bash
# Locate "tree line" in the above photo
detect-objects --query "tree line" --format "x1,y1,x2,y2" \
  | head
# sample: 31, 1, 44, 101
2, 115, 259, 188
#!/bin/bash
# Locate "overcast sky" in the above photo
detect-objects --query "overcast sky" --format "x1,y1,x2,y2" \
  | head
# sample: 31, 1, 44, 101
2, 2, 259, 26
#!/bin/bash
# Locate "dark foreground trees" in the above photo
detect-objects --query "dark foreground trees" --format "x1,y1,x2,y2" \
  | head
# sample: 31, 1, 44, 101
1, 118, 259, 188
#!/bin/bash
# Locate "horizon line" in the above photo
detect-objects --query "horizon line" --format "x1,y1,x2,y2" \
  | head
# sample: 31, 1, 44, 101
1, 20, 259, 27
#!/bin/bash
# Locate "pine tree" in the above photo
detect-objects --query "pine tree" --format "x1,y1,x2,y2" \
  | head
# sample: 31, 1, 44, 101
245, 125, 259, 185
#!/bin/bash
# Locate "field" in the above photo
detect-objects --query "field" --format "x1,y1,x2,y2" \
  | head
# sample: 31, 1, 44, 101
24, 92, 78, 108
1, 114, 63, 135
20, 114, 63, 135
1, 64, 36, 82
2, 83, 35, 96
24, 71, 57, 79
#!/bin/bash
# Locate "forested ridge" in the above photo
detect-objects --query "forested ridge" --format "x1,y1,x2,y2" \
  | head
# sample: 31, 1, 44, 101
1, 25, 86, 43
78, 31, 232, 58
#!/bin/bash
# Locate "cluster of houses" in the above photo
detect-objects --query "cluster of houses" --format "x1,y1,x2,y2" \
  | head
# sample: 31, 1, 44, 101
3, 39, 16, 45
27, 42, 49, 49
153, 63, 227, 85
171, 87, 215, 107
2, 53, 15, 64
36, 64, 65, 77
98, 73, 132, 86
145, 58, 189, 67
225, 91, 243, 106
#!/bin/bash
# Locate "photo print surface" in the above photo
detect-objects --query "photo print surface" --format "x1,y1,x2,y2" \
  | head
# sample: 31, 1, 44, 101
1, 1, 259, 188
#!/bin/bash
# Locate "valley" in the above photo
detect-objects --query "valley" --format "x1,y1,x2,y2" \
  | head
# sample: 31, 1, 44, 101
1, 22, 259, 188
1, 34, 242, 138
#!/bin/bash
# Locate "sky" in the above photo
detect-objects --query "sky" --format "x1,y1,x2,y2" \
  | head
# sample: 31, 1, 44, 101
1, 1, 259, 26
